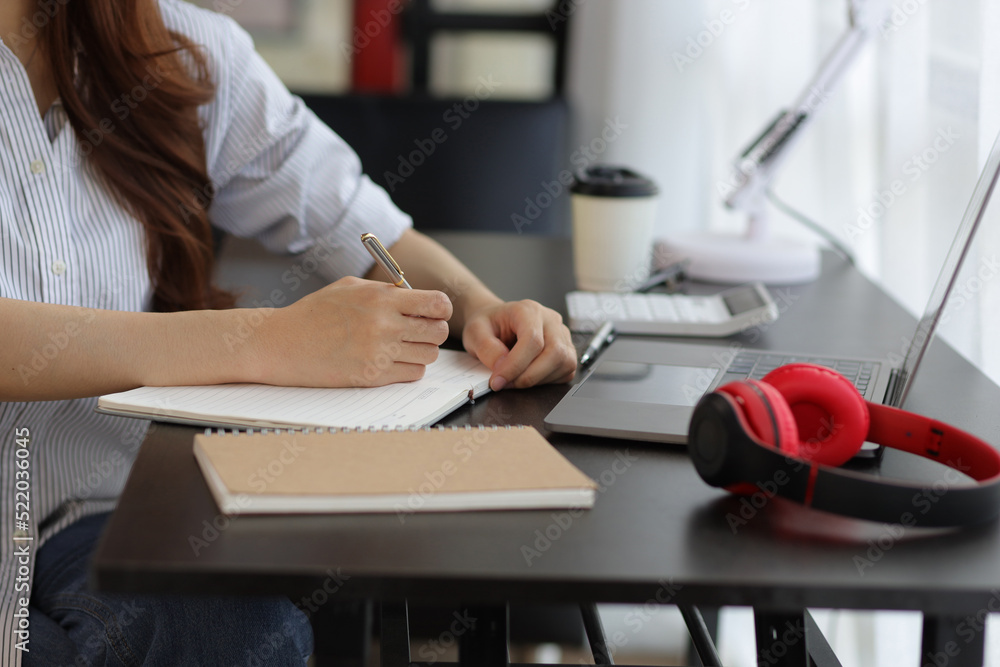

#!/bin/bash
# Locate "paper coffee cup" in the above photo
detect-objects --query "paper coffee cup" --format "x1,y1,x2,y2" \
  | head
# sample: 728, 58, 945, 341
571, 166, 659, 292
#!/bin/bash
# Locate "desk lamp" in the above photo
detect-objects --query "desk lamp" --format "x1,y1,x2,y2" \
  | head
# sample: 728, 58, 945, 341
659, 0, 888, 284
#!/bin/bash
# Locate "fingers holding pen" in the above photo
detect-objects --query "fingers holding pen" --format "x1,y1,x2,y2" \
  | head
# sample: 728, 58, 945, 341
253, 277, 451, 388
399, 289, 453, 340
396, 293, 451, 368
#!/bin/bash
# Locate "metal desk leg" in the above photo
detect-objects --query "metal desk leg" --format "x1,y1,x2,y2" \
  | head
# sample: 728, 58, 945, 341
922, 614, 985, 667
754, 609, 843, 667
580, 602, 615, 665
754, 610, 809, 667
380, 601, 411, 667
679, 605, 722, 667
803, 609, 842, 667
457, 604, 510, 667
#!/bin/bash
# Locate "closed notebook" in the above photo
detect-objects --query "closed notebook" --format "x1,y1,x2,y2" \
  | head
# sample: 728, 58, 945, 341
193, 425, 598, 515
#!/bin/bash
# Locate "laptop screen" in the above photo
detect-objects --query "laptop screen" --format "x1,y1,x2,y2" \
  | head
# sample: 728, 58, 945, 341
896, 128, 1000, 406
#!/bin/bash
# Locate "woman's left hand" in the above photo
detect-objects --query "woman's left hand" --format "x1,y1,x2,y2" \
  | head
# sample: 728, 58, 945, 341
461, 299, 577, 391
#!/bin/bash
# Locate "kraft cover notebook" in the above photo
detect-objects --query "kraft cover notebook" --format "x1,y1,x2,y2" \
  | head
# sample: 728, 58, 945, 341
96, 349, 491, 430
192, 425, 599, 515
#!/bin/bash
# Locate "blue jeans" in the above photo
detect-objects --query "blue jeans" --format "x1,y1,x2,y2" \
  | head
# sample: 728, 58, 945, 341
26, 512, 313, 667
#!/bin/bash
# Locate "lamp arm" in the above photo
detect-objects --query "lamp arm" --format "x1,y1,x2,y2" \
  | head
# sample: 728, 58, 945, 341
722, 19, 876, 235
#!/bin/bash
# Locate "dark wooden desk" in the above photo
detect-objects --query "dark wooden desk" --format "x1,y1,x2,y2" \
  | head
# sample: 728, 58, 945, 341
93, 234, 1000, 667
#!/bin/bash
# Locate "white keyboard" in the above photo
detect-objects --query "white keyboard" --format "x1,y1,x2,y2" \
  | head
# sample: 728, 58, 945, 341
566, 283, 779, 337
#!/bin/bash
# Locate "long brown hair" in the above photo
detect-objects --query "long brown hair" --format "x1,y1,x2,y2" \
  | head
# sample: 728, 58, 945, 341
42, 0, 235, 312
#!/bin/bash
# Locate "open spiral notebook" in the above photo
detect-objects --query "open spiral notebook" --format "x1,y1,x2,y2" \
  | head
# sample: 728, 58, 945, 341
96, 349, 492, 430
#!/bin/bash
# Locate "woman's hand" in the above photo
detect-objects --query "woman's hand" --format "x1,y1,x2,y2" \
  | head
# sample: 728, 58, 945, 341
357, 229, 577, 390
461, 299, 577, 391
252, 277, 452, 387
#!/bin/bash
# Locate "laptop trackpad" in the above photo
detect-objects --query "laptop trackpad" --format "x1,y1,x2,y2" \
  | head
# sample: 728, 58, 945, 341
575, 361, 719, 407
543, 339, 738, 443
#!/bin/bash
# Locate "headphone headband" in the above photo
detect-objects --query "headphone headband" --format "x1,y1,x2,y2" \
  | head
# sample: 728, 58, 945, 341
866, 402, 1000, 481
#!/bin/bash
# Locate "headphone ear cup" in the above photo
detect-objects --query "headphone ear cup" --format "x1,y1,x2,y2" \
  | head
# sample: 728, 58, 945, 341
762, 363, 870, 466
717, 380, 801, 495
717, 380, 801, 455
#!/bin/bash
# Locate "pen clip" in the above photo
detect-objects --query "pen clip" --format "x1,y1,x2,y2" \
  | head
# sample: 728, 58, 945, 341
361, 233, 404, 276
579, 322, 615, 367
595, 329, 616, 357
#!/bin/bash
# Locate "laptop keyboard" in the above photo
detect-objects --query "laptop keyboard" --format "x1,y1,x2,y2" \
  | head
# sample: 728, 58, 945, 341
723, 352, 876, 396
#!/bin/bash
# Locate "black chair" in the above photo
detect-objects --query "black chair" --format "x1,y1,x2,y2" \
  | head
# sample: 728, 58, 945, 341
298, 93, 570, 237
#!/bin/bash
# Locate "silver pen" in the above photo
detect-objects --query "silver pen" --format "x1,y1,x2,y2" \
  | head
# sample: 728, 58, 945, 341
361, 233, 412, 289
579, 321, 615, 367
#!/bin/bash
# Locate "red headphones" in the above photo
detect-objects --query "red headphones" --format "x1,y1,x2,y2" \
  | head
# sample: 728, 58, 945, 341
688, 363, 1000, 527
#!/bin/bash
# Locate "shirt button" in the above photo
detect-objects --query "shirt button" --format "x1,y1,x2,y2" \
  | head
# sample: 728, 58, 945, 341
51, 259, 67, 275
30, 159, 46, 175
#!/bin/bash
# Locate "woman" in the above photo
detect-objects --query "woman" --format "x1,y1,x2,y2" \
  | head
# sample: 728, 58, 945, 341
0, 0, 576, 663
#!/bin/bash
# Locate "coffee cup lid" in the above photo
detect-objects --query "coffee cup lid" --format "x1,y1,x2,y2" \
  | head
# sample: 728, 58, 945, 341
571, 165, 659, 198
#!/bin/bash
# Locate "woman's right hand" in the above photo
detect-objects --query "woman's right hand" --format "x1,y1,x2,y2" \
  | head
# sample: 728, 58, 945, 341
249, 276, 453, 388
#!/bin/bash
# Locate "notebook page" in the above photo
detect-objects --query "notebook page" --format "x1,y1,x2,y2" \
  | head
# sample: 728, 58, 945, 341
97, 349, 492, 429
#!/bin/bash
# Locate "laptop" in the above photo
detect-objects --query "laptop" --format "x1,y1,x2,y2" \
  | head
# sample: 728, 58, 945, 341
545, 128, 1000, 444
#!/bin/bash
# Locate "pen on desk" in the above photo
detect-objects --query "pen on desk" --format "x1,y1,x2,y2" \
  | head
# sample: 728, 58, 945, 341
635, 260, 689, 293
361, 233, 412, 289
579, 321, 615, 367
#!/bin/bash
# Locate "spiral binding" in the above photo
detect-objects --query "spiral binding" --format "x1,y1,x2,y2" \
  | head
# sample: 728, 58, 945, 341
202, 424, 525, 437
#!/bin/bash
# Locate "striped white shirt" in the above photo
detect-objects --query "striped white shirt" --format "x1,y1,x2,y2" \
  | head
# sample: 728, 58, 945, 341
0, 1, 410, 661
